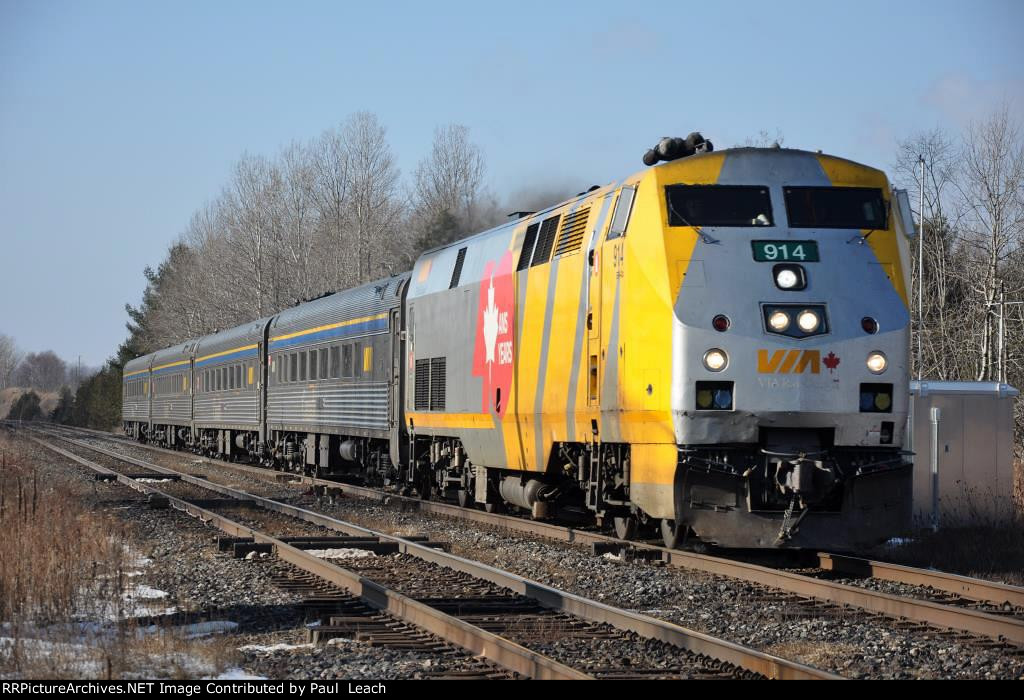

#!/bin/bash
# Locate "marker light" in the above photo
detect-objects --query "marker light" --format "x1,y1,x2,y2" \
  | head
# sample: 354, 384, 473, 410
797, 310, 821, 332
861, 317, 879, 334
703, 349, 728, 372
696, 381, 734, 411
769, 311, 790, 331
866, 352, 887, 374
874, 392, 892, 411
712, 314, 731, 332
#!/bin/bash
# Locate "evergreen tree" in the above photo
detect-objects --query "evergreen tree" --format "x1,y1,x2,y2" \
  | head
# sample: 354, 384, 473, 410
6, 391, 43, 421
51, 386, 75, 423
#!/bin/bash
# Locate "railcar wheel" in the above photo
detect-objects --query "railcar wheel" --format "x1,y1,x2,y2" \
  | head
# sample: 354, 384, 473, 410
457, 489, 473, 508
613, 515, 638, 541
661, 518, 685, 550
483, 501, 504, 514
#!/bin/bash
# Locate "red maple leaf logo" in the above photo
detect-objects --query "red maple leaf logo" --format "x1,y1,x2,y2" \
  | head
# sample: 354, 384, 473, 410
823, 352, 840, 373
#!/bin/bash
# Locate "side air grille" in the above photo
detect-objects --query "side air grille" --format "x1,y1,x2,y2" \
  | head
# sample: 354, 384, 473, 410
517, 223, 539, 272
449, 247, 467, 289
530, 215, 561, 267
553, 207, 590, 257
429, 357, 446, 410
414, 359, 430, 410
414, 357, 447, 411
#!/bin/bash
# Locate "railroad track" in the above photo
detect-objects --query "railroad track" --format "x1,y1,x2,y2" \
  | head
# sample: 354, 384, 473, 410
31, 424, 1024, 649
28, 428, 835, 680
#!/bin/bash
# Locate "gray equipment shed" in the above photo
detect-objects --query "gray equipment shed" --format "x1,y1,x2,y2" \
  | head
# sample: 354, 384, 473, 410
908, 381, 1019, 527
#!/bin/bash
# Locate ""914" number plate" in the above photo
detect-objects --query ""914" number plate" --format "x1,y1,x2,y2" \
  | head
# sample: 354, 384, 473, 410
752, 240, 819, 262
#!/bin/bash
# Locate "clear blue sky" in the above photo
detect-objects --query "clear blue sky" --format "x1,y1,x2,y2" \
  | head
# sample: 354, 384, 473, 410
1, 0, 1021, 365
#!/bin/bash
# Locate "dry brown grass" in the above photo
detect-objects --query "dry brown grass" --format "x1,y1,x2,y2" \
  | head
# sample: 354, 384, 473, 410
0, 434, 242, 679
0, 435, 130, 627
880, 524, 1024, 586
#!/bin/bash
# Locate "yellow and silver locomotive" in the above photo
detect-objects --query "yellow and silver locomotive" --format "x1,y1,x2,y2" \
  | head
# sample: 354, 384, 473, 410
125, 136, 914, 550
405, 136, 913, 549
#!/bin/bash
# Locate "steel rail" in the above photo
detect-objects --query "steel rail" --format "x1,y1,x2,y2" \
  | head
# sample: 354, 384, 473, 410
30, 436, 591, 680
41, 426, 1024, 645
36, 430, 839, 680
818, 554, 1024, 609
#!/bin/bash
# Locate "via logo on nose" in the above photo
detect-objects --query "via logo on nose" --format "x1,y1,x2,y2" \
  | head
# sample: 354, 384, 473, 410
757, 349, 822, 374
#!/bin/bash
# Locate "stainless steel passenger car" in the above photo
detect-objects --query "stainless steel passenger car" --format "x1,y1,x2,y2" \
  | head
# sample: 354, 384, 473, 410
192, 320, 268, 458
149, 341, 195, 447
122, 352, 155, 439
265, 276, 409, 479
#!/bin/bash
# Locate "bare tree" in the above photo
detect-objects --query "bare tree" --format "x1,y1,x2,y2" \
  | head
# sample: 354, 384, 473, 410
955, 106, 1024, 381
412, 124, 496, 249
341, 112, 403, 283
892, 128, 965, 379
738, 128, 785, 148
13, 351, 67, 393
0, 334, 22, 390
312, 124, 352, 291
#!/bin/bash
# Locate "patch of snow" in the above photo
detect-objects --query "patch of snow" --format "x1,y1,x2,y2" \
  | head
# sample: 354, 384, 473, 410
326, 637, 353, 645
136, 620, 239, 639
0, 637, 106, 675
238, 642, 313, 653
117, 583, 178, 619
601, 552, 625, 562
132, 585, 169, 600
209, 668, 267, 680
182, 621, 238, 639
136, 477, 175, 483
305, 547, 378, 559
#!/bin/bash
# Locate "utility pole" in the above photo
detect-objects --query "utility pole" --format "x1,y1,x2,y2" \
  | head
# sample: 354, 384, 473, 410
917, 155, 925, 380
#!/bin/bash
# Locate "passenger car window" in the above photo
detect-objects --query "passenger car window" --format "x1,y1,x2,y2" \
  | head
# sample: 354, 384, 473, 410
330, 346, 340, 378
342, 345, 353, 378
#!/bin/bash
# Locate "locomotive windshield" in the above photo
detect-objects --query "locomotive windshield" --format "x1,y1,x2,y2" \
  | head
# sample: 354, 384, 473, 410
666, 185, 773, 227
784, 186, 886, 229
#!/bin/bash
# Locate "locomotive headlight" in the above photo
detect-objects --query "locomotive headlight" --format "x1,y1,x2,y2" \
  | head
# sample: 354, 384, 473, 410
796, 309, 820, 332
768, 311, 790, 331
776, 268, 799, 289
866, 351, 887, 374
703, 349, 728, 372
